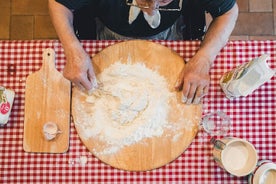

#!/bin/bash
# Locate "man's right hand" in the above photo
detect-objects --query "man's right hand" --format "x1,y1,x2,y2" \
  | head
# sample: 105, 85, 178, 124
48, 0, 97, 91
63, 48, 98, 91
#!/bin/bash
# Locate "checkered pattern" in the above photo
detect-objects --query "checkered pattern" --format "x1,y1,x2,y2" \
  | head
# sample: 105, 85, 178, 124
0, 40, 275, 184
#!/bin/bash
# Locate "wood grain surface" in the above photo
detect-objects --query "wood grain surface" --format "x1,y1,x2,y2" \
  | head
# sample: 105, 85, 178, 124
72, 40, 202, 171
23, 48, 71, 153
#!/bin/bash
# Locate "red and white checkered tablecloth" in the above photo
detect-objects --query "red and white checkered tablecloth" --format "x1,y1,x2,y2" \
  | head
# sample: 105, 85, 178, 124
0, 40, 275, 184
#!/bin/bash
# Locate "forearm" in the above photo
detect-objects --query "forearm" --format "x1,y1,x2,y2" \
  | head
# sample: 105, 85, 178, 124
48, 0, 96, 90
177, 3, 238, 104
48, 0, 84, 54
196, 3, 239, 66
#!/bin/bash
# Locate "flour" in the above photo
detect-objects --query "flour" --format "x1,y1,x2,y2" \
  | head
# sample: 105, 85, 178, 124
222, 142, 249, 171
74, 61, 187, 155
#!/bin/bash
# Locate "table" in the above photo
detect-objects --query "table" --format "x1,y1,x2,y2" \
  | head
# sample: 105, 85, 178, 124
0, 40, 275, 183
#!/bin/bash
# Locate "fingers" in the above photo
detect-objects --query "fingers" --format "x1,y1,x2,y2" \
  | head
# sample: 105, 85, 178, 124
193, 86, 209, 104
181, 80, 209, 105
176, 60, 210, 105
72, 81, 84, 91
62, 49, 98, 92
79, 77, 94, 90
87, 64, 98, 89
182, 83, 196, 104
71, 62, 98, 92
178, 70, 207, 105
71, 71, 97, 92
174, 69, 184, 91
181, 85, 208, 105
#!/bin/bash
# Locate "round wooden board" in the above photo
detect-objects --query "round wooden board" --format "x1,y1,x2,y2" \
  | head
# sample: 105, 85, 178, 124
72, 40, 202, 171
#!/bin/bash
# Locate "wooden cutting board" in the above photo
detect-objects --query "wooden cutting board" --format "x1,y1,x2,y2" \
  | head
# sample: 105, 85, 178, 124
72, 40, 202, 171
23, 48, 71, 153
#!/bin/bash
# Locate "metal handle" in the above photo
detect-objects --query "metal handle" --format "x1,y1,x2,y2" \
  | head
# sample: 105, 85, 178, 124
210, 137, 226, 150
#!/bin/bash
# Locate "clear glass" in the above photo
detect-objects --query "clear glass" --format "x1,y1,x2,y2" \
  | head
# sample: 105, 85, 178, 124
125, 0, 182, 11
201, 111, 232, 136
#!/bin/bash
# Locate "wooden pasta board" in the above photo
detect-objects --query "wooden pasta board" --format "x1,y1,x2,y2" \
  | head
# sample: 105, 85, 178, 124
72, 40, 202, 171
23, 48, 71, 153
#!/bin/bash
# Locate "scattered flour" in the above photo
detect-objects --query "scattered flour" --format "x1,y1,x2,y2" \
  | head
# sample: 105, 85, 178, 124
74, 61, 190, 155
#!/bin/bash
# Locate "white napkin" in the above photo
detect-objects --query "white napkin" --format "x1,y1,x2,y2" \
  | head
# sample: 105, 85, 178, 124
128, 0, 161, 29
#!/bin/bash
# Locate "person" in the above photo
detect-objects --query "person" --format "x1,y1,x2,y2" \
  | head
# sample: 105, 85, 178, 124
48, 0, 238, 104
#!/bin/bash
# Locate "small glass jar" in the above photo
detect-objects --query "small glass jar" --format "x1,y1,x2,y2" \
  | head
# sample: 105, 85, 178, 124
201, 111, 231, 136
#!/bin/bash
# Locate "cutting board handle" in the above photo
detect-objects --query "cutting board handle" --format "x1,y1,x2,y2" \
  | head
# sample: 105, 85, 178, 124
41, 48, 56, 71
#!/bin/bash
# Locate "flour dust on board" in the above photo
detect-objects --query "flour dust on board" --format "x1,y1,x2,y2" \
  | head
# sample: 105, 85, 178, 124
73, 61, 196, 155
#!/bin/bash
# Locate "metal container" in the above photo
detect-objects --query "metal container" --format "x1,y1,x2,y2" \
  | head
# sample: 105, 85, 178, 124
212, 137, 258, 177
248, 160, 276, 184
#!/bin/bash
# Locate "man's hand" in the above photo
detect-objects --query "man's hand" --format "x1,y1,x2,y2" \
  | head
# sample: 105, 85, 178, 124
63, 48, 98, 91
175, 55, 211, 104
48, 0, 98, 91
174, 2, 238, 104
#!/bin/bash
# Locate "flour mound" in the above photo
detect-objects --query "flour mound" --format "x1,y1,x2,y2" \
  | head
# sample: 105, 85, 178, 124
75, 62, 175, 155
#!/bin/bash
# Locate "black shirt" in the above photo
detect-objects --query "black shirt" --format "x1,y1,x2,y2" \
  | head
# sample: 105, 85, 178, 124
56, 0, 236, 38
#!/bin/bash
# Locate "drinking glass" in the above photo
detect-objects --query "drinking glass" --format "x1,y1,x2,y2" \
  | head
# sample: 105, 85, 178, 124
201, 111, 231, 136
